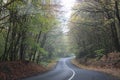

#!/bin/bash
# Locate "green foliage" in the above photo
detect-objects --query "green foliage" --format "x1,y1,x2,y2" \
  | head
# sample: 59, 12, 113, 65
39, 48, 48, 55
39, 62, 48, 67
69, 0, 120, 60
7, 0, 24, 11
0, 33, 5, 56
0, 0, 60, 62
94, 49, 105, 59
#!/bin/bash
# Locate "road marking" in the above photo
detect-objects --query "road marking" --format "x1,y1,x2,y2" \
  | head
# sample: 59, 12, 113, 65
64, 59, 76, 80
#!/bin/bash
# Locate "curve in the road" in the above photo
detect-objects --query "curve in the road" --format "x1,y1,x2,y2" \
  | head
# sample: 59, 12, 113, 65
22, 58, 120, 80
64, 59, 75, 80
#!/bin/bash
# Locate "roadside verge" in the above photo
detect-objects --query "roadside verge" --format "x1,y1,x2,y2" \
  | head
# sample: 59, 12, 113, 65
71, 59, 120, 79
0, 60, 57, 80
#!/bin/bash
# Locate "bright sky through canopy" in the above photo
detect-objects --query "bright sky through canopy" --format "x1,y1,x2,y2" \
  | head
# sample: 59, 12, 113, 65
60, 0, 76, 33
61, 0, 76, 19
3, 0, 7, 3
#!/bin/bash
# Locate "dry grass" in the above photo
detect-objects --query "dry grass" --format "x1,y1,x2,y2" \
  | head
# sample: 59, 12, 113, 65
72, 59, 120, 79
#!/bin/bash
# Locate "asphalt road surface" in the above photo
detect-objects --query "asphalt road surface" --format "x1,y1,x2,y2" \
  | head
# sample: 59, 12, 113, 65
22, 58, 120, 80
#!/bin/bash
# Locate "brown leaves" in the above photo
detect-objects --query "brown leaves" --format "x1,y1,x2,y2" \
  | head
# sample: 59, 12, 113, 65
0, 61, 47, 80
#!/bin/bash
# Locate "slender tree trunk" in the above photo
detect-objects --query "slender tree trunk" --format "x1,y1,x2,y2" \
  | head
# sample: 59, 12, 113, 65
105, 11, 120, 52
32, 31, 42, 62
110, 22, 120, 52
1, 26, 11, 61
19, 33, 25, 60
115, 0, 120, 25
41, 33, 47, 48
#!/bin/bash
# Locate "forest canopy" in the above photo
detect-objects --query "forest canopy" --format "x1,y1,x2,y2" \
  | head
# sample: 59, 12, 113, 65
0, 0, 120, 64
69, 0, 120, 59
0, 0, 68, 63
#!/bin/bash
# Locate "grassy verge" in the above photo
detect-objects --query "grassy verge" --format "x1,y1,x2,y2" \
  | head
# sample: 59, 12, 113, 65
72, 59, 120, 79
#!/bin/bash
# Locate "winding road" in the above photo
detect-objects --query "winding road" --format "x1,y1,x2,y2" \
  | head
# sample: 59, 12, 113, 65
22, 58, 120, 80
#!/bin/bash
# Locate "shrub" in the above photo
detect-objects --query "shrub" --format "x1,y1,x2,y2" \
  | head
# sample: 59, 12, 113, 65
94, 49, 105, 60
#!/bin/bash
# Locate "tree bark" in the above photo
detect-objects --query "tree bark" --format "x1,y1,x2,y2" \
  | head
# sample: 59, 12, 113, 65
115, 0, 120, 25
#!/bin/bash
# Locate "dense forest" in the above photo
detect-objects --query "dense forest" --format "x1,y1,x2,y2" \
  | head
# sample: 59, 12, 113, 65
0, 0, 71, 64
0, 0, 120, 64
69, 0, 120, 60
0, 0, 120, 80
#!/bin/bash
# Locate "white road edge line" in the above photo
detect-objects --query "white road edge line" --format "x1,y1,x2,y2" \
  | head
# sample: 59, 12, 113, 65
64, 59, 76, 80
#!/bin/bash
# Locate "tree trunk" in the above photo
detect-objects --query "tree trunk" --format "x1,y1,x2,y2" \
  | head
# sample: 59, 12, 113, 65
110, 22, 120, 52
105, 10, 120, 52
115, 0, 120, 25
1, 26, 11, 61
